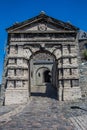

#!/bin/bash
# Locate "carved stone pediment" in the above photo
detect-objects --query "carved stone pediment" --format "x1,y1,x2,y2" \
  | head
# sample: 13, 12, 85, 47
7, 22, 68, 33
6, 13, 78, 33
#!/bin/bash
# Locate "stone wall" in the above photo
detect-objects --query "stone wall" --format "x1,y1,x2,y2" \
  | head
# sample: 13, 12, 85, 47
79, 62, 87, 97
1, 32, 81, 105
1, 16, 82, 105
78, 39, 87, 98
79, 39, 87, 61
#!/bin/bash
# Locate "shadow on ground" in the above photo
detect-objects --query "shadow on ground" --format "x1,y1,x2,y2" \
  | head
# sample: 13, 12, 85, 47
31, 83, 58, 100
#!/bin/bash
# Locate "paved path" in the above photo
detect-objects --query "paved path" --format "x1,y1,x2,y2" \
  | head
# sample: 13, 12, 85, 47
0, 96, 87, 130
69, 114, 87, 130
0, 85, 87, 130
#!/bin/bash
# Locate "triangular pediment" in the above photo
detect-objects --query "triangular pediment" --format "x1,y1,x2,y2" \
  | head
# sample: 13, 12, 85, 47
6, 13, 79, 33
10, 23, 66, 33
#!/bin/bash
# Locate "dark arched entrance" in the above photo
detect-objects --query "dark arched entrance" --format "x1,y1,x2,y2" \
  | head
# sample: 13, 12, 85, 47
36, 67, 51, 85
29, 50, 57, 99
43, 70, 51, 83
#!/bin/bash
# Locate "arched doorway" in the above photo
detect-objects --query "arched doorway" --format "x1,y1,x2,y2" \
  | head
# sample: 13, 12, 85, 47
36, 67, 51, 85
43, 70, 51, 83
29, 50, 57, 98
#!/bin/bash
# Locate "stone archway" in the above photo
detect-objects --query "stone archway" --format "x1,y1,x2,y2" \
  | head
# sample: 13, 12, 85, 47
43, 69, 51, 83
29, 50, 57, 98
36, 67, 51, 85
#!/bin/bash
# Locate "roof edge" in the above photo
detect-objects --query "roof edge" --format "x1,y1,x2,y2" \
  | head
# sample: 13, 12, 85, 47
6, 12, 79, 32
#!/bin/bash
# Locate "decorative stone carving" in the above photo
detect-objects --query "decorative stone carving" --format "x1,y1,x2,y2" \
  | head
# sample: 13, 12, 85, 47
38, 23, 47, 31
23, 49, 32, 59
7, 81, 14, 88
53, 49, 61, 59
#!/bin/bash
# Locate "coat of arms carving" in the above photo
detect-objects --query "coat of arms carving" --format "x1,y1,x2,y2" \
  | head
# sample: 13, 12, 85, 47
38, 23, 47, 31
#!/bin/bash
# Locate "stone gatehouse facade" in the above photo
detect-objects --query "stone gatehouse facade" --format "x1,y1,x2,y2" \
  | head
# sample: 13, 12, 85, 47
1, 12, 82, 105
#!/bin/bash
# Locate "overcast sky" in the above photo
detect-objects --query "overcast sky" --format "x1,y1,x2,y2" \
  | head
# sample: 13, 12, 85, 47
0, 0, 87, 83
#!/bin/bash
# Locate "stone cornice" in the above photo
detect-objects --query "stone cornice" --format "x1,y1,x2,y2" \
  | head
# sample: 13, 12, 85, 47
10, 38, 75, 42
9, 41, 76, 46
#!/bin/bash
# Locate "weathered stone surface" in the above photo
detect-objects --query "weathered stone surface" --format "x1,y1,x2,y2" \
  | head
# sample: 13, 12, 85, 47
0, 96, 87, 130
79, 62, 87, 97
0, 13, 83, 105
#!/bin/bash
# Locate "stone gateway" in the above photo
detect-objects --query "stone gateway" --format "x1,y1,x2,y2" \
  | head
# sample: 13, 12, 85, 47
1, 13, 82, 105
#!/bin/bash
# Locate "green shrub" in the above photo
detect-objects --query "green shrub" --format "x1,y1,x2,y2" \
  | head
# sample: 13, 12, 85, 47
83, 49, 87, 60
